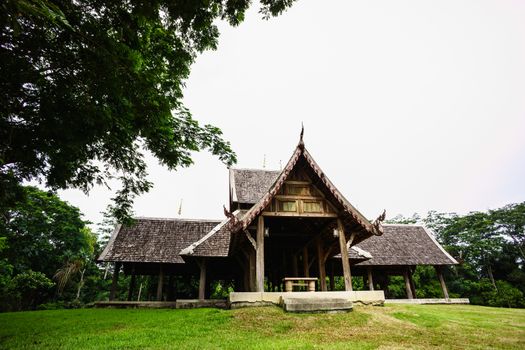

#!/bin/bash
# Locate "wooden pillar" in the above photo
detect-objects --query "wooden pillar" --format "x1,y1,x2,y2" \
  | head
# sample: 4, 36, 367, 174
198, 258, 207, 300
243, 262, 250, 292
408, 267, 417, 299
337, 219, 353, 291
367, 267, 374, 291
167, 276, 175, 301
127, 266, 136, 301
316, 240, 327, 291
303, 247, 310, 277
249, 249, 256, 291
157, 264, 164, 301
329, 261, 335, 291
109, 262, 121, 301
291, 254, 298, 277
435, 266, 450, 299
403, 269, 414, 299
256, 216, 265, 292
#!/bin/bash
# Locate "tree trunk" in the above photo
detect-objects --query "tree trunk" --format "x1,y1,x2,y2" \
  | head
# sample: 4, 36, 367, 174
487, 264, 497, 290
75, 268, 85, 301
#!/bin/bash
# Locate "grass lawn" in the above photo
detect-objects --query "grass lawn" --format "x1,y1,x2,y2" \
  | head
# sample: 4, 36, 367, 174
0, 304, 524, 349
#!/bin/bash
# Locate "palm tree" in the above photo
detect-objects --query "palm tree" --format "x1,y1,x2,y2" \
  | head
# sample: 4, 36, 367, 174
54, 259, 86, 300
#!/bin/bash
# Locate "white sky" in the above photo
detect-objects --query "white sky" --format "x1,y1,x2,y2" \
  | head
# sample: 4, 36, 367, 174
59, 0, 525, 227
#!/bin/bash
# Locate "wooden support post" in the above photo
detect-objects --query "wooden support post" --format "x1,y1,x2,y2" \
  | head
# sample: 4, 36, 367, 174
329, 261, 335, 291
241, 258, 249, 292
127, 268, 136, 301
137, 282, 143, 301
303, 247, 310, 277
435, 266, 450, 299
249, 249, 256, 291
291, 254, 298, 277
198, 258, 207, 300
408, 267, 417, 299
109, 262, 121, 301
337, 219, 353, 291
403, 269, 414, 299
256, 216, 265, 292
316, 240, 327, 291
367, 267, 374, 291
157, 264, 164, 301
167, 276, 174, 301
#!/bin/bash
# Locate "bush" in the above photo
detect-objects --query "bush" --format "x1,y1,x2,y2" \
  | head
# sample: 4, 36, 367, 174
37, 301, 66, 310
485, 281, 525, 308
8, 271, 55, 311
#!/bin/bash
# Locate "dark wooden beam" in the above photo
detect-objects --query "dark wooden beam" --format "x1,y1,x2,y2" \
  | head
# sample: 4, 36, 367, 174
261, 211, 338, 218
403, 268, 414, 299
367, 267, 374, 291
435, 265, 450, 299
337, 219, 353, 291
167, 275, 175, 301
157, 264, 164, 301
198, 258, 206, 300
249, 249, 256, 291
256, 216, 265, 292
303, 247, 310, 277
317, 239, 327, 291
244, 230, 256, 250
329, 261, 335, 291
408, 267, 417, 299
127, 269, 136, 301
291, 253, 298, 277
109, 262, 121, 301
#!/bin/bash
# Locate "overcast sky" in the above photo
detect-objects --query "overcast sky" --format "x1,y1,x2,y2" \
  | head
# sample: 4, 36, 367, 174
59, 0, 525, 227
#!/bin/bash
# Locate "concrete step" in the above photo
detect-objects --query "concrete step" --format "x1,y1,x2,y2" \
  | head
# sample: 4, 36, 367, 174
282, 297, 353, 313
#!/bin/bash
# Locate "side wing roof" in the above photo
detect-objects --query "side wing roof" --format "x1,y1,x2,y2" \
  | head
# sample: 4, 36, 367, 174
98, 218, 223, 264
354, 224, 458, 266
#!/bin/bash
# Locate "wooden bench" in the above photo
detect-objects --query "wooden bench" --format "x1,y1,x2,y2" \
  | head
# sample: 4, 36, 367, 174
282, 277, 318, 292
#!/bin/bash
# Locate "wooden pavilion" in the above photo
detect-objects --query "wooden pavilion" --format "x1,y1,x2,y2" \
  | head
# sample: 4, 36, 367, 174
99, 134, 457, 303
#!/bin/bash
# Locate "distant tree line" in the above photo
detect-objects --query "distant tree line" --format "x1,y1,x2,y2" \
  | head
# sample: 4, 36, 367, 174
385, 203, 525, 308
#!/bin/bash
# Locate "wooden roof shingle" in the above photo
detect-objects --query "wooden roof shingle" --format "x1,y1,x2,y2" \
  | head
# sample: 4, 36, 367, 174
98, 218, 223, 264
230, 168, 280, 204
354, 224, 458, 266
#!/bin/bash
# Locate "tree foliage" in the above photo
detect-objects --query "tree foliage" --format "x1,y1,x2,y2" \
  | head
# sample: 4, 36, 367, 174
0, 186, 98, 311
1, 0, 296, 222
0, 186, 92, 277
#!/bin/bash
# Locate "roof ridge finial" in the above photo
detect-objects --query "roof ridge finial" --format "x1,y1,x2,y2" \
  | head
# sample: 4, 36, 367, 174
299, 122, 305, 148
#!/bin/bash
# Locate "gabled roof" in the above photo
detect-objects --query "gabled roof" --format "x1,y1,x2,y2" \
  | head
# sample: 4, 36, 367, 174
180, 210, 244, 258
354, 224, 458, 266
234, 139, 384, 244
98, 218, 222, 264
230, 169, 280, 205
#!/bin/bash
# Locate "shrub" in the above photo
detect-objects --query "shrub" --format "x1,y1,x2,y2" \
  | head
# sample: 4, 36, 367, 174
8, 271, 55, 311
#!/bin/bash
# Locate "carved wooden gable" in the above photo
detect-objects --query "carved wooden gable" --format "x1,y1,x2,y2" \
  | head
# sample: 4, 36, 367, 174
262, 168, 337, 217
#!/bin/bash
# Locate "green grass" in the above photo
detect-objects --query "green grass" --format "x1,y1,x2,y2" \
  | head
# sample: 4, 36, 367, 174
0, 304, 524, 349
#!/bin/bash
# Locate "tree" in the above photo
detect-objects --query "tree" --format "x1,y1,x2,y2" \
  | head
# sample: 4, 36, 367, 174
0, 186, 92, 279
54, 228, 97, 300
0, 186, 102, 310
491, 203, 525, 261
1, 0, 296, 221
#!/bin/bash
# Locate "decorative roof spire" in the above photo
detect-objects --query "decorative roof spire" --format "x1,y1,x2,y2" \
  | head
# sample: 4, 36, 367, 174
177, 199, 183, 216
299, 122, 305, 149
